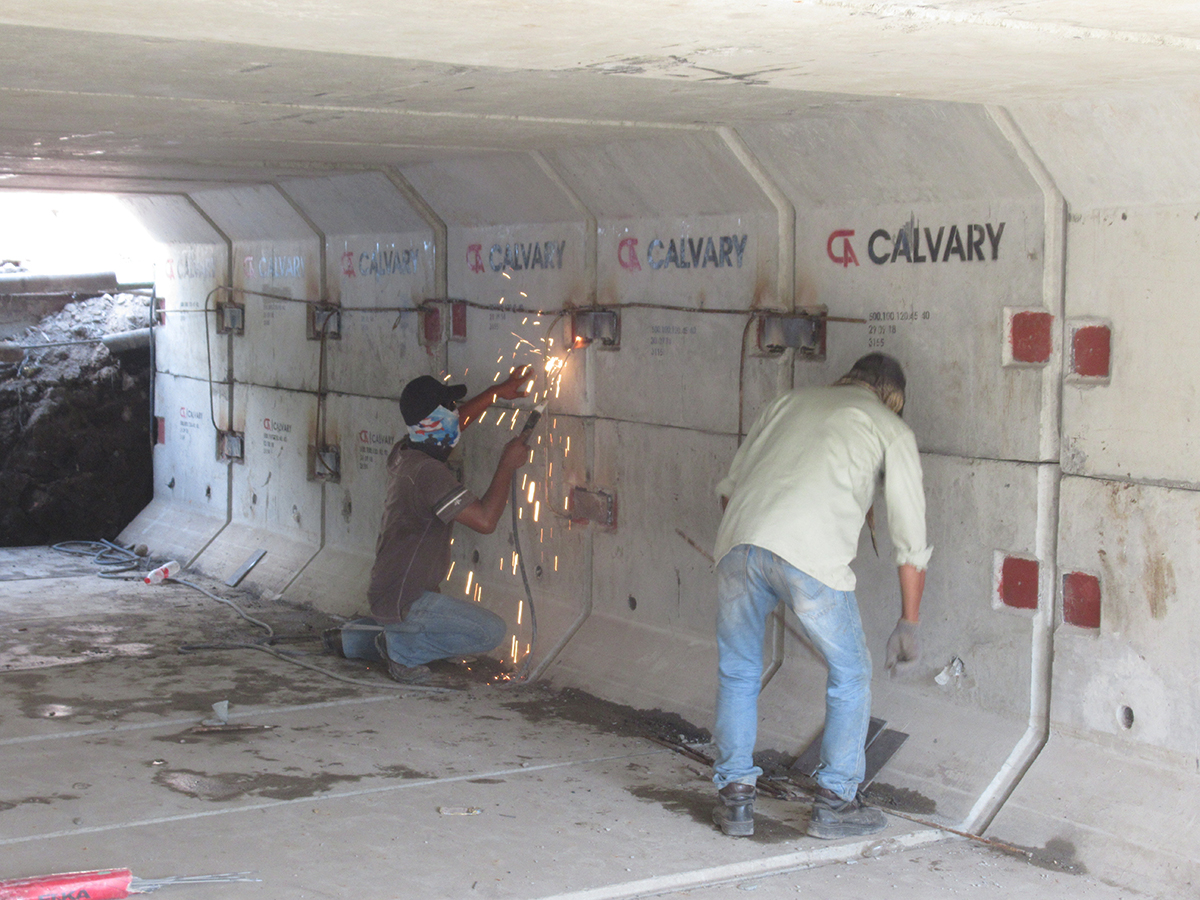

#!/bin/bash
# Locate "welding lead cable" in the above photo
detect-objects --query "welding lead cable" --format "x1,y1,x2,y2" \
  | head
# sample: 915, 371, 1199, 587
508, 471, 538, 682
51, 540, 141, 576
176, 641, 456, 693
168, 577, 275, 637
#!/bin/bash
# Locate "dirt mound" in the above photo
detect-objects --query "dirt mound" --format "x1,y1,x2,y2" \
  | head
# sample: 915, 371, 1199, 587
0, 293, 153, 546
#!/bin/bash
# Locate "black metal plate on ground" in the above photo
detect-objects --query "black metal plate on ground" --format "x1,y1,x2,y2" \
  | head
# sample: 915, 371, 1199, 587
862, 728, 909, 787
790, 716, 888, 777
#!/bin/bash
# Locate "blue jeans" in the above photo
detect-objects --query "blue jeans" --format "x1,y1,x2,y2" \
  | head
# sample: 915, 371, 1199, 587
713, 544, 872, 802
339, 591, 506, 668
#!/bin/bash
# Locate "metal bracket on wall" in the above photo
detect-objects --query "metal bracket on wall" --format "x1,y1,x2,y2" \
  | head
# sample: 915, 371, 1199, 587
215, 301, 245, 336
308, 444, 341, 483
307, 305, 341, 340
217, 430, 244, 463
571, 309, 620, 350
569, 486, 616, 529
755, 312, 826, 359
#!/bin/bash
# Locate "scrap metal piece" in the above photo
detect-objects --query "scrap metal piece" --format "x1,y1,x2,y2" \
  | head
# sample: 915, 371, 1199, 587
790, 716, 890, 779
863, 728, 909, 786
225, 549, 266, 587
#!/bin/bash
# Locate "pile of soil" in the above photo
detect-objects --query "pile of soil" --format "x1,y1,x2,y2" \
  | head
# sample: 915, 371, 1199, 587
0, 293, 153, 546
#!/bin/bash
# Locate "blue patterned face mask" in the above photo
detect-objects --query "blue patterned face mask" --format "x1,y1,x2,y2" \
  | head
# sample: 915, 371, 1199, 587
408, 405, 460, 451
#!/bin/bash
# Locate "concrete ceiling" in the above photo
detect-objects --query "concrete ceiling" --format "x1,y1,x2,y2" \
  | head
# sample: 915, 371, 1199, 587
1, 1, 1198, 193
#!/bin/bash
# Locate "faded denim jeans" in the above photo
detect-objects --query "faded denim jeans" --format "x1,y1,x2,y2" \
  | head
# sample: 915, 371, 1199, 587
713, 544, 872, 802
339, 591, 506, 668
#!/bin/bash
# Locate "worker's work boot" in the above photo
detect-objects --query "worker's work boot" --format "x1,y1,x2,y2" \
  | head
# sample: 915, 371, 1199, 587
384, 659, 432, 684
806, 787, 887, 840
373, 632, 431, 684
712, 783, 756, 836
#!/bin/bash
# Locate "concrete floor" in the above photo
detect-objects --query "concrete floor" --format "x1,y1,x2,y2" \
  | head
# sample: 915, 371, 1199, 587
0, 548, 1142, 899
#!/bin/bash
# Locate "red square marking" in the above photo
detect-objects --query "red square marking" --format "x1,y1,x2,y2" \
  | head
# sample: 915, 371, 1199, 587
422, 307, 442, 344
1011, 311, 1053, 364
1000, 556, 1039, 610
1063, 571, 1102, 629
1072, 325, 1111, 378
451, 301, 467, 339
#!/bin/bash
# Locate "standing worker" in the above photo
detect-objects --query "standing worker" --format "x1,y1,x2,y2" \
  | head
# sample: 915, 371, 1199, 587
325, 367, 533, 683
710, 353, 931, 839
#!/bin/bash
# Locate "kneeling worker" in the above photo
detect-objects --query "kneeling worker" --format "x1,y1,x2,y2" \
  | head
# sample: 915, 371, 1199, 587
710, 353, 931, 839
326, 367, 533, 682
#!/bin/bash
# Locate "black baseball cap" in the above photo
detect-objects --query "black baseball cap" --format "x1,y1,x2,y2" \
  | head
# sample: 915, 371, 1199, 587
400, 375, 468, 425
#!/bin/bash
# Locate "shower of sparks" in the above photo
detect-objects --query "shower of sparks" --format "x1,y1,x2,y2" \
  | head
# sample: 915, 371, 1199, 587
465, 570, 474, 596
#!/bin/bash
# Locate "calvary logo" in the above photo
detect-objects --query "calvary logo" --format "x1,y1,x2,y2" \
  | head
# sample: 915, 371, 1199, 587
828, 221, 1006, 267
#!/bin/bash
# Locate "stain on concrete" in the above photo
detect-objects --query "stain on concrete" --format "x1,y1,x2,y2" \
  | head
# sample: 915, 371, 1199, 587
153, 761, 431, 802
990, 836, 1088, 876
374, 764, 431, 780
1144, 551, 1175, 620
0, 792, 80, 811
501, 686, 711, 745
626, 784, 805, 844
154, 725, 274, 745
862, 781, 937, 816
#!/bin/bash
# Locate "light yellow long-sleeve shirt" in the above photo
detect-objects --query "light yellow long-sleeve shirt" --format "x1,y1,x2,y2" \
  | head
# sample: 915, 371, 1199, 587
714, 384, 931, 591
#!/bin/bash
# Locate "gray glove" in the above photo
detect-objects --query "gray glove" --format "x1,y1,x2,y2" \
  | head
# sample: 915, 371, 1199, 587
886, 618, 920, 677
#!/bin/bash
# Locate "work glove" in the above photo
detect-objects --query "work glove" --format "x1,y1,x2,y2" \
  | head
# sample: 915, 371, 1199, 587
885, 618, 920, 678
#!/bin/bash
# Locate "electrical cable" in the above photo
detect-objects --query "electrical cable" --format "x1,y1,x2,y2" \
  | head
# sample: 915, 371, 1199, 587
176, 640, 455, 693
51, 539, 141, 576
168, 577, 275, 637
508, 469, 538, 682
145, 573, 455, 692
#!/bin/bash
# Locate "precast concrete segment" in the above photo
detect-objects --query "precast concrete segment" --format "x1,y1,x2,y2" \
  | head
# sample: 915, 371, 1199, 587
955, 107, 1064, 837
402, 154, 593, 230
531, 151, 599, 307
382, 168, 450, 300
119, 373, 231, 566
184, 384, 321, 596
1053, 476, 1200, 757
278, 173, 439, 398
716, 127, 795, 312
985, 730, 1200, 898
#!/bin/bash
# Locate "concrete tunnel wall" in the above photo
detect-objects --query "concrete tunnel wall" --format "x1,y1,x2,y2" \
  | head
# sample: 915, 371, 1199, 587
116, 95, 1200, 894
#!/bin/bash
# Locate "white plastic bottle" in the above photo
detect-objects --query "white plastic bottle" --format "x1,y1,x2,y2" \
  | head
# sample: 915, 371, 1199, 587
144, 560, 180, 584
